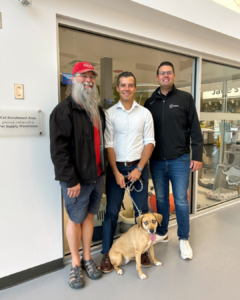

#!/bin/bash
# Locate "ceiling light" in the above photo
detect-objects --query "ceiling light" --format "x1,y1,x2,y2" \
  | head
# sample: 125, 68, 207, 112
233, 0, 240, 9
212, 0, 240, 13
17, 0, 32, 7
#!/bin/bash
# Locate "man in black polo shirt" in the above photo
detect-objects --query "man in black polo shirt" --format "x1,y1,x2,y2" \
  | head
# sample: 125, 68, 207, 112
144, 61, 203, 260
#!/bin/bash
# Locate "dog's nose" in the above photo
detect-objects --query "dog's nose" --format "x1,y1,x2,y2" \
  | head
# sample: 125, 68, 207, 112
150, 229, 154, 233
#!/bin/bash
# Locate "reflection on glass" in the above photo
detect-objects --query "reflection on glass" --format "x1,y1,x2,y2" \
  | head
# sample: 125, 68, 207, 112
227, 79, 240, 113
59, 26, 195, 253
201, 82, 224, 112
201, 61, 240, 113
198, 120, 240, 211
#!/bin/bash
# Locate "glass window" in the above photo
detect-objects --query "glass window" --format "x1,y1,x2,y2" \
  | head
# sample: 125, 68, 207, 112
59, 26, 196, 254
201, 82, 224, 112
198, 61, 240, 211
201, 61, 240, 113
227, 79, 240, 113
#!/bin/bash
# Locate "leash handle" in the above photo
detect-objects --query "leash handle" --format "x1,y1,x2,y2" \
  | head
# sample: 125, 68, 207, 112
123, 173, 143, 216
124, 187, 142, 216
124, 175, 143, 193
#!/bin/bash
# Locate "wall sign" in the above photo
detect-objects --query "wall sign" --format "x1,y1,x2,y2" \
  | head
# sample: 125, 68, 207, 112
0, 109, 43, 136
203, 87, 240, 99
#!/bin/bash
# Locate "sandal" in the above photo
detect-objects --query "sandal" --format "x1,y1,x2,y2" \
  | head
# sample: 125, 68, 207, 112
68, 265, 85, 289
81, 258, 102, 280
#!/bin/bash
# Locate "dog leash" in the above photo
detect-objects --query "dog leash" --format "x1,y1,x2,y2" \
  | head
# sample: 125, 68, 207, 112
123, 174, 143, 216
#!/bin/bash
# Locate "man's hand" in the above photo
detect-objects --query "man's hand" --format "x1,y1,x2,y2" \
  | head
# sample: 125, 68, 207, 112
67, 183, 81, 198
114, 172, 126, 189
190, 161, 202, 172
128, 168, 141, 182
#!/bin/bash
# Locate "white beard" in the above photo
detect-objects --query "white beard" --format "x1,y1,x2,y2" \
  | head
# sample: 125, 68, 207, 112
72, 81, 101, 128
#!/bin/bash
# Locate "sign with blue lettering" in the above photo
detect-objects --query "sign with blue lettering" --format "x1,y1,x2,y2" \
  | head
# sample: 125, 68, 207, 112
62, 73, 72, 85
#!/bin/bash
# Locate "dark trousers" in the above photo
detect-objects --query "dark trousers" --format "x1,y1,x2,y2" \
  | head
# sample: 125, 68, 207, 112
101, 162, 149, 254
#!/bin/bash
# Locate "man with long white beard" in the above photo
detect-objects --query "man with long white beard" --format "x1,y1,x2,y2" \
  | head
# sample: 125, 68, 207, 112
50, 62, 105, 289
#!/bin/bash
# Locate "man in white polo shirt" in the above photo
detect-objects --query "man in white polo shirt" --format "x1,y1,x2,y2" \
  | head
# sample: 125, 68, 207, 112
100, 71, 155, 273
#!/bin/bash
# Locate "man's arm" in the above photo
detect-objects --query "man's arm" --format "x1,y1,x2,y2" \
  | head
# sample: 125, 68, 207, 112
127, 143, 154, 182
104, 110, 126, 188
106, 148, 126, 188
188, 94, 203, 172
190, 160, 202, 172
128, 109, 155, 182
50, 108, 80, 197
66, 184, 81, 198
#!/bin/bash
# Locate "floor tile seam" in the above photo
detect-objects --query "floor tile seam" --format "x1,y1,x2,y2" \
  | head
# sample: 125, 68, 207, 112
190, 198, 240, 221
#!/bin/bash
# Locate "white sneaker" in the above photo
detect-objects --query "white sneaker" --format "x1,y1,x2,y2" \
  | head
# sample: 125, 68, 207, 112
179, 240, 193, 260
153, 233, 169, 245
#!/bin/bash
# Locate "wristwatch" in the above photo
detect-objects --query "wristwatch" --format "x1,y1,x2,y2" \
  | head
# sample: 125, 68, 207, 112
136, 165, 143, 172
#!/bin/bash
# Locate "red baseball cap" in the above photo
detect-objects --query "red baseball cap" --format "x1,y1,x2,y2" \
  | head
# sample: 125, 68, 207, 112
72, 62, 98, 76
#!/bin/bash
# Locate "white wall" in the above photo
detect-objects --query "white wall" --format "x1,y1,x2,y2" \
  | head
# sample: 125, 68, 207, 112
131, 0, 240, 40
0, 0, 240, 278
0, 1, 62, 278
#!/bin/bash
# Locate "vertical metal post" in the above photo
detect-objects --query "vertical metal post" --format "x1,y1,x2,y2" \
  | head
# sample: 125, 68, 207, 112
191, 56, 202, 215
100, 57, 113, 108
223, 80, 228, 113
220, 120, 225, 164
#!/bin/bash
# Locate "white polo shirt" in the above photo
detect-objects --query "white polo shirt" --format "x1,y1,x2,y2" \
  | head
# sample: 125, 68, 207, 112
104, 100, 155, 162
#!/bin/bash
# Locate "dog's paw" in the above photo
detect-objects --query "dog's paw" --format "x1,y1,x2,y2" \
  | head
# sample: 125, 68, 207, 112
154, 261, 163, 266
140, 273, 147, 280
117, 269, 123, 275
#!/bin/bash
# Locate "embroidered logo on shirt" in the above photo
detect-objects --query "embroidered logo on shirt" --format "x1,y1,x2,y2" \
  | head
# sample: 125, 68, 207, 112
169, 104, 179, 109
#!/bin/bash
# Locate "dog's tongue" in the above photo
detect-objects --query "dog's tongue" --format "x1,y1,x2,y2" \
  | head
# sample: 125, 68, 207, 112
150, 233, 156, 241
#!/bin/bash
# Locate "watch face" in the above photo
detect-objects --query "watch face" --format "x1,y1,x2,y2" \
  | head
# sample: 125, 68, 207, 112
137, 166, 142, 172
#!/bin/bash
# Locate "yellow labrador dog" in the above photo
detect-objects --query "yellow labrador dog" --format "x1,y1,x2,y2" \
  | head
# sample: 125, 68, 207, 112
109, 213, 163, 280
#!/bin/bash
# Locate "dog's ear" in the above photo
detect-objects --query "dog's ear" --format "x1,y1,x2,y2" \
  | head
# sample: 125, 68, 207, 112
136, 215, 144, 228
153, 213, 162, 226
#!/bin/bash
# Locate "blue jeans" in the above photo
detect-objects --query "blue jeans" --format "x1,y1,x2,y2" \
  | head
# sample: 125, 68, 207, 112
101, 162, 149, 254
150, 153, 191, 240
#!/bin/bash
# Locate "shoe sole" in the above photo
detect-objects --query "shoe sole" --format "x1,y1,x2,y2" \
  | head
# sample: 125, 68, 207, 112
101, 268, 113, 274
160, 238, 169, 243
153, 236, 169, 245
141, 264, 151, 268
180, 252, 193, 260
68, 281, 85, 289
